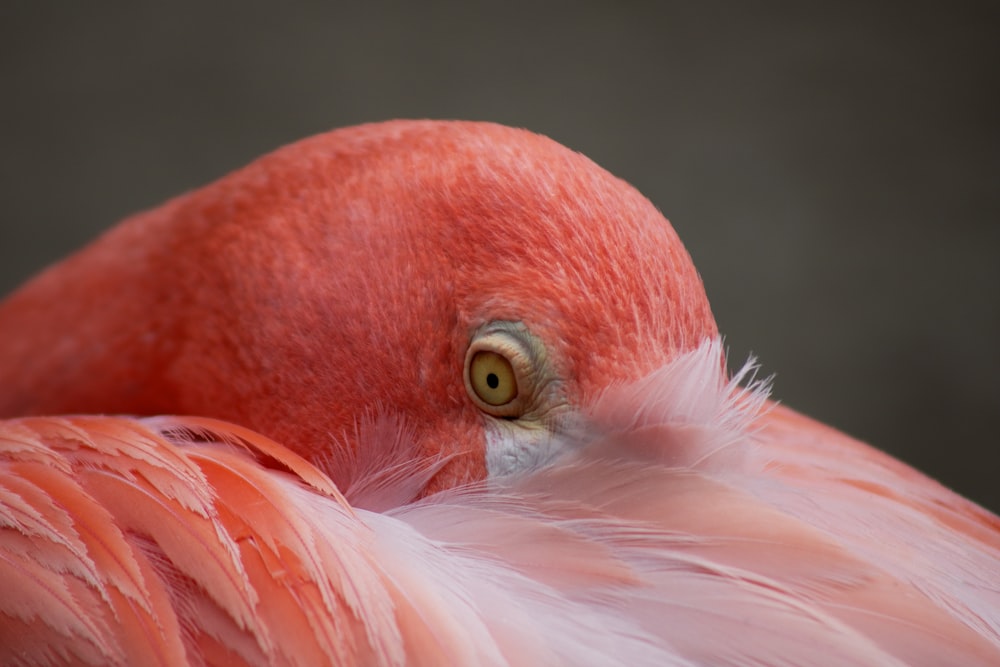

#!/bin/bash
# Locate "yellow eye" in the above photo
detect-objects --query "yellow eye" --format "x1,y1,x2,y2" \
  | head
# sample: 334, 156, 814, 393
468, 350, 518, 406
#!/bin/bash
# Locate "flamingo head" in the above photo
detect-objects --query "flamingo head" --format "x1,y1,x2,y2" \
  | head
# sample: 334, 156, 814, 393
0, 121, 717, 492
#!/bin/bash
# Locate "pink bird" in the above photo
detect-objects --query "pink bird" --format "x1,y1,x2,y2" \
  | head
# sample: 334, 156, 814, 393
0, 120, 997, 666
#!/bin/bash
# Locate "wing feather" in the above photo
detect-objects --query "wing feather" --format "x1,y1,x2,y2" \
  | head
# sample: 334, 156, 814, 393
2, 341, 998, 665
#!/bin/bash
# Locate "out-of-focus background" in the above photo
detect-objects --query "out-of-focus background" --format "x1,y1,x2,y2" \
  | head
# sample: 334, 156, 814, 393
1, 3, 997, 511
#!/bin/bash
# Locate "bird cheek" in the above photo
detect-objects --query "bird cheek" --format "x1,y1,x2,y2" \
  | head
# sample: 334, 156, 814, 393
483, 419, 565, 478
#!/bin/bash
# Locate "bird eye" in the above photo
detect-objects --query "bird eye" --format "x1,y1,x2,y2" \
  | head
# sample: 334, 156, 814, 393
464, 323, 541, 419
469, 351, 518, 406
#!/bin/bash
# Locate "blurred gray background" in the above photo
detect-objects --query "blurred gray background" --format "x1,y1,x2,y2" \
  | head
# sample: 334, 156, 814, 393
1, 2, 997, 511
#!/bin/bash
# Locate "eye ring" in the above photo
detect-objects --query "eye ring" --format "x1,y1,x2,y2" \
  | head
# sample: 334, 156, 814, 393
463, 324, 538, 419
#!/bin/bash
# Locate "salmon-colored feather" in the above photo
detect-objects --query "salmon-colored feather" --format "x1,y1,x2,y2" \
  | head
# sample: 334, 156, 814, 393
3, 344, 998, 665
0, 120, 997, 665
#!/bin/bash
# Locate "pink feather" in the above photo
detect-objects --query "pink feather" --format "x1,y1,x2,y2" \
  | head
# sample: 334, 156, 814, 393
3, 341, 997, 665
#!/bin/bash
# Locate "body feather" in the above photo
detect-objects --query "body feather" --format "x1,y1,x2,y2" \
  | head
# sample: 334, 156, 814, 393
3, 342, 997, 666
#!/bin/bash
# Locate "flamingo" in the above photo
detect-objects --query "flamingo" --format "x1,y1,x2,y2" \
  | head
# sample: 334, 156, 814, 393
0, 120, 997, 666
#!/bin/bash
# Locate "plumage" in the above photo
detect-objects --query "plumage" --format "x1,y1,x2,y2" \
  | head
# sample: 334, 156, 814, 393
0, 121, 997, 665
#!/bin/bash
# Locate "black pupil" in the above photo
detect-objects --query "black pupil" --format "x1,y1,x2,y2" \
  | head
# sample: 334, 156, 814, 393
486, 373, 500, 389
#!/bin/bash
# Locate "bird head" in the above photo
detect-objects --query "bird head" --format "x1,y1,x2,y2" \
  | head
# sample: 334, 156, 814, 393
0, 121, 716, 491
